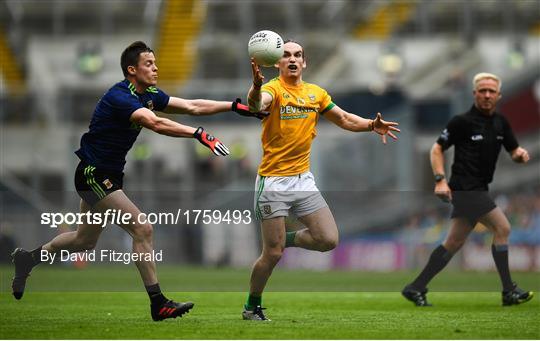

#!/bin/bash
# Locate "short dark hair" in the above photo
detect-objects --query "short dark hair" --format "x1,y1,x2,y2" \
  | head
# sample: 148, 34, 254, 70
284, 39, 305, 59
120, 41, 154, 77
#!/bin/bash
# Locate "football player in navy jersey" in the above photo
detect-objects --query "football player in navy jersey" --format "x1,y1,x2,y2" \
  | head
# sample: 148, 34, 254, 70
11, 41, 267, 321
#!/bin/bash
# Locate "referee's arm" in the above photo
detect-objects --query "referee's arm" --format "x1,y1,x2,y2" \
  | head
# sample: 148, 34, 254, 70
430, 142, 452, 202
430, 143, 446, 178
510, 147, 530, 163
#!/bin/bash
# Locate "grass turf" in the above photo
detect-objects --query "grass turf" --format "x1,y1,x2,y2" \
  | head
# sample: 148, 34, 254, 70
0, 266, 538, 339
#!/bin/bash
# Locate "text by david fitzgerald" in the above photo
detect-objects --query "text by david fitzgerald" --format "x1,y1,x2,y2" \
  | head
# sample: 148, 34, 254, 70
41, 250, 162, 265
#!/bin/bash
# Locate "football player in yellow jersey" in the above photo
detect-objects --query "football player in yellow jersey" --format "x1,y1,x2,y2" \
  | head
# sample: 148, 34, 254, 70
241, 40, 400, 321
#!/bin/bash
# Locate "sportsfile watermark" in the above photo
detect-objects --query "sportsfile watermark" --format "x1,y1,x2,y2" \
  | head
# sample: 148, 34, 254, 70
40, 209, 252, 228
40, 249, 163, 265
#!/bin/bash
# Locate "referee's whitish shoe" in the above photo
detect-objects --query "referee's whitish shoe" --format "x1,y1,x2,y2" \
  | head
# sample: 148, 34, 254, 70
502, 283, 534, 306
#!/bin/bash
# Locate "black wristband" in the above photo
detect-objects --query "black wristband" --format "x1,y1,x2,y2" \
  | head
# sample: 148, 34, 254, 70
434, 174, 445, 182
193, 127, 204, 140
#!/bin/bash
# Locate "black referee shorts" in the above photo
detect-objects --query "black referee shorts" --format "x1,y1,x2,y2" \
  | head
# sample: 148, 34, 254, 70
450, 190, 496, 225
74, 161, 123, 207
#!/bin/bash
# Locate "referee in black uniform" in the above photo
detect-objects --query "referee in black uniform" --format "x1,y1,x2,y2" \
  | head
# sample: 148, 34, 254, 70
402, 72, 533, 306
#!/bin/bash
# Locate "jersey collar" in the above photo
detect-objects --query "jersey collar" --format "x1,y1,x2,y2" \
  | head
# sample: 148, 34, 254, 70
470, 104, 496, 118
278, 76, 304, 89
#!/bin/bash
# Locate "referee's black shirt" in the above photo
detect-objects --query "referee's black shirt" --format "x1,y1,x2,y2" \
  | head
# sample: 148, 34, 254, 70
436, 105, 519, 191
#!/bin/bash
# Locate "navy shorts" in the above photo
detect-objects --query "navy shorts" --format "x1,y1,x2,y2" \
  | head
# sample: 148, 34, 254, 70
450, 190, 496, 225
74, 161, 123, 207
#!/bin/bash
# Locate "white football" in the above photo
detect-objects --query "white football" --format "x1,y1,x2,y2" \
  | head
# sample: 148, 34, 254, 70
248, 30, 284, 67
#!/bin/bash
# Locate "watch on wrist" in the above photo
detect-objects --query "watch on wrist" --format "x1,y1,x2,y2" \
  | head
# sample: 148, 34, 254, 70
434, 174, 445, 183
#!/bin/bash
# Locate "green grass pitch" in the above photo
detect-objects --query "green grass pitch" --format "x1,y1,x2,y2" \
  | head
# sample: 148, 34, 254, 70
1, 265, 539, 339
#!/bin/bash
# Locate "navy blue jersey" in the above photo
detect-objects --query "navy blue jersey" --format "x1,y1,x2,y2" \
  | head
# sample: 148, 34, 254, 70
75, 79, 169, 172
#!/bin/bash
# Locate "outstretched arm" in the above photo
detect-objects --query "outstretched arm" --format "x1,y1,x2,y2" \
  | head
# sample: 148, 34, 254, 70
130, 108, 229, 156
324, 105, 400, 144
163, 95, 268, 119
163, 97, 231, 116
132, 107, 197, 136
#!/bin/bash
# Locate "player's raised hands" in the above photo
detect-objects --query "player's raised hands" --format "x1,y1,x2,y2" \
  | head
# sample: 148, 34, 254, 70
193, 127, 230, 156
250, 58, 265, 88
372, 113, 400, 144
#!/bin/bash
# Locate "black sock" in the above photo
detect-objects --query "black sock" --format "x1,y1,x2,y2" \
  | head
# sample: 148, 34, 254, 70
491, 244, 513, 291
145, 283, 167, 306
411, 244, 453, 290
30, 246, 44, 266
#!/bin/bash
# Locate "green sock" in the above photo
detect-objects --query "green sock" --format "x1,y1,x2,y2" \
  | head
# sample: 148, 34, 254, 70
285, 231, 297, 248
245, 294, 262, 310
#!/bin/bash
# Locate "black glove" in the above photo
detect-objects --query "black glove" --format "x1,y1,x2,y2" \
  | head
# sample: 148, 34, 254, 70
193, 127, 230, 156
231, 98, 269, 120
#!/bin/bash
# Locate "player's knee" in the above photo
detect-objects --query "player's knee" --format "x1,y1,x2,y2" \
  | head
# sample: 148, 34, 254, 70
132, 223, 153, 242
313, 234, 338, 252
327, 236, 339, 251
263, 248, 283, 265
319, 237, 338, 252
77, 238, 97, 251
495, 223, 511, 239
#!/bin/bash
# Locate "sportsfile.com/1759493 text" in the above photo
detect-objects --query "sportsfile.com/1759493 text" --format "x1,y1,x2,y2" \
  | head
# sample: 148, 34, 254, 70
40, 209, 252, 228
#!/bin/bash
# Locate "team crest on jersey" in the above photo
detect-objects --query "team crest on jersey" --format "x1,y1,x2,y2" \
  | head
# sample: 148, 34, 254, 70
471, 134, 483, 141
297, 98, 306, 105
309, 94, 316, 102
102, 179, 113, 189
147, 100, 154, 110
263, 205, 272, 215
283, 93, 290, 99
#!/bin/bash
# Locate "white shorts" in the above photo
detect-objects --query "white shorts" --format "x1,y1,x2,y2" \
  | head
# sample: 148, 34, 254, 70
254, 171, 328, 220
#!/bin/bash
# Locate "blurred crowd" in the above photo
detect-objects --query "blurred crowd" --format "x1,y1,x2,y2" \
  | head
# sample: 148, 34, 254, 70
395, 186, 540, 269
405, 187, 540, 247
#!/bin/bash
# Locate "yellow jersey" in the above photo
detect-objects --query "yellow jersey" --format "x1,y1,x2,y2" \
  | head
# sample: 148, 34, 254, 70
258, 77, 335, 176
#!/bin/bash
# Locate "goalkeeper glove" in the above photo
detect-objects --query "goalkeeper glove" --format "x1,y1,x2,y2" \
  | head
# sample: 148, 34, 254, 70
231, 98, 269, 120
193, 127, 230, 156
